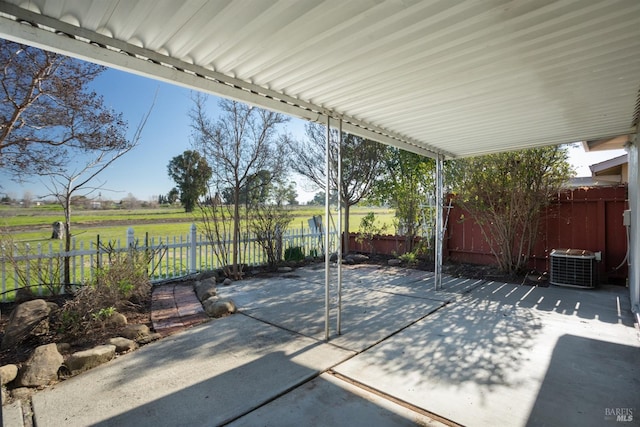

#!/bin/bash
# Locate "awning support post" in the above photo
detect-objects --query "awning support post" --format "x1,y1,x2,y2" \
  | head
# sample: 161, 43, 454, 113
434, 154, 444, 290
337, 119, 343, 335
626, 134, 640, 320
324, 115, 331, 341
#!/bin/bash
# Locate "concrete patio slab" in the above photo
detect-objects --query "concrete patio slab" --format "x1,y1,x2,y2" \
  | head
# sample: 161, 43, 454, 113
2, 401, 24, 427
228, 372, 446, 427
31, 314, 354, 427
220, 266, 486, 352
16, 267, 640, 427
334, 282, 640, 427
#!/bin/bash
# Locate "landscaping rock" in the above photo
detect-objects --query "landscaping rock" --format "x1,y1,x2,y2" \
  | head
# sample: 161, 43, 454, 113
222, 278, 233, 286
204, 298, 236, 318
16, 343, 63, 387
66, 345, 116, 374
11, 387, 34, 401
388, 258, 402, 266
1, 299, 53, 349
14, 287, 35, 304
329, 253, 339, 262
277, 266, 293, 273
46, 301, 60, 312
106, 312, 128, 327
196, 269, 225, 282
351, 254, 369, 263
194, 279, 217, 302
343, 256, 355, 265
121, 324, 150, 340
0, 364, 18, 385
137, 333, 162, 345
107, 337, 138, 353
201, 296, 219, 312
56, 343, 72, 354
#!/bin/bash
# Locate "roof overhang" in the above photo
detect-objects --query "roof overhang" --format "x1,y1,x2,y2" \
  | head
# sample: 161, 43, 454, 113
589, 153, 628, 174
1, 0, 639, 160
582, 134, 632, 152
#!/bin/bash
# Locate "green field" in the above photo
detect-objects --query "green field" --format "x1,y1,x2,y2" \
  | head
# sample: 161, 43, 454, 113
1, 205, 396, 248
0, 204, 395, 300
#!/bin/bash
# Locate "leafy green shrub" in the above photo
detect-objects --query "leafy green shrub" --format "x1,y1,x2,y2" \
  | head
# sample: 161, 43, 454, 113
284, 246, 305, 262
398, 251, 418, 266
355, 212, 388, 253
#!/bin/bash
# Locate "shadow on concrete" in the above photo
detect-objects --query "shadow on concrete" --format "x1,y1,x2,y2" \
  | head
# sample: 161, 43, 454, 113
93, 348, 316, 427
526, 334, 640, 427
515, 284, 634, 326
93, 346, 424, 427
361, 282, 544, 395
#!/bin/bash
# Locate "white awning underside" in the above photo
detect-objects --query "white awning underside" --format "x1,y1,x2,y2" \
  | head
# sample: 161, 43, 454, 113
1, 0, 639, 159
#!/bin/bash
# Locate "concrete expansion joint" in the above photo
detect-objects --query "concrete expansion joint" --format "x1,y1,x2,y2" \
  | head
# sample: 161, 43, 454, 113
22, 397, 35, 427
326, 370, 461, 427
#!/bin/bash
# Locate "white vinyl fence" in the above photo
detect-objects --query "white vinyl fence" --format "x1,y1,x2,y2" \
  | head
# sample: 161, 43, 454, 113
0, 224, 335, 302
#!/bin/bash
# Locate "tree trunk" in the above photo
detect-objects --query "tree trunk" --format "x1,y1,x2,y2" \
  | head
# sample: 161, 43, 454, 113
232, 187, 241, 279
343, 203, 350, 255
64, 196, 72, 285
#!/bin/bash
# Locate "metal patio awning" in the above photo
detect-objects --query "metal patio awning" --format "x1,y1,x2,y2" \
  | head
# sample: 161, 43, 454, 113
0, 0, 638, 160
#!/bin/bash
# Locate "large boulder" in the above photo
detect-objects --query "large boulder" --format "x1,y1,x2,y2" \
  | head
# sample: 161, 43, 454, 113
1, 299, 53, 349
66, 345, 116, 374
16, 343, 63, 387
194, 278, 217, 302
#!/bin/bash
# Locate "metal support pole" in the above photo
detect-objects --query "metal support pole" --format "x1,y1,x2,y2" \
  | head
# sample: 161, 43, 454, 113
337, 119, 343, 335
434, 154, 444, 290
324, 115, 331, 340
627, 135, 640, 318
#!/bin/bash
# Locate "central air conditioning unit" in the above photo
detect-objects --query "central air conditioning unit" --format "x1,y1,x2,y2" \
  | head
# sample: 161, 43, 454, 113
550, 249, 597, 289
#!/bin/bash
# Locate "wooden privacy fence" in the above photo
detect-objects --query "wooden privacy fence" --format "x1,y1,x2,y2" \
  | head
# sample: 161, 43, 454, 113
445, 185, 628, 282
0, 225, 334, 301
347, 186, 628, 283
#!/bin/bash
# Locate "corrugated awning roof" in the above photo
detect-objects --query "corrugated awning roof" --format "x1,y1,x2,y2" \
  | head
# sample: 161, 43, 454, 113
1, 0, 639, 159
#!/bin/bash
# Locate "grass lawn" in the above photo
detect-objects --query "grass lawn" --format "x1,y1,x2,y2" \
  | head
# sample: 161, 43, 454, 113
1, 205, 396, 249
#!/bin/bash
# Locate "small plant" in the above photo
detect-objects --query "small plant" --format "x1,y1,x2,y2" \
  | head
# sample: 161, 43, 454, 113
56, 242, 152, 339
91, 306, 116, 321
284, 246, 305, 262
249, 202, 294, 271
398, 251, 418, 266
355, 212, 388, 254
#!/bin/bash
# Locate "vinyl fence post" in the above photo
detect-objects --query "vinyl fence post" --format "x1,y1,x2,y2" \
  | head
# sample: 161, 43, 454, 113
190, 223, 197, 274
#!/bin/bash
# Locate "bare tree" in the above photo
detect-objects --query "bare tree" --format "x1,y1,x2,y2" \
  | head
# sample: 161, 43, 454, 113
44, 108, 152, 284
190, 94, 290, 279
290, 123, 386, 254
0, 40, 125, 178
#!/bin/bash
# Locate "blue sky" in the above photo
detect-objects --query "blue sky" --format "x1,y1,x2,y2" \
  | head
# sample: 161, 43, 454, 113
0, 67, 627, 203
1, 67, 313, 203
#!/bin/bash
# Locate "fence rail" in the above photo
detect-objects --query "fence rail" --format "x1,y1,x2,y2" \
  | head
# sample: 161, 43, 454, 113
0, 224, 335, 301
